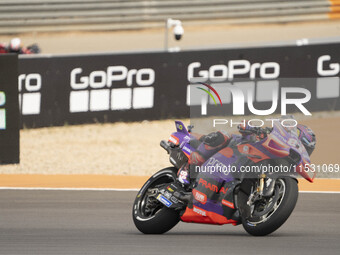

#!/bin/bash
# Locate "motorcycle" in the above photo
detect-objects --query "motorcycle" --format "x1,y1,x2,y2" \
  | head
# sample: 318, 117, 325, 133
25, 44, 41, 54
132, 120, 315, 236
0, 43, 40, 54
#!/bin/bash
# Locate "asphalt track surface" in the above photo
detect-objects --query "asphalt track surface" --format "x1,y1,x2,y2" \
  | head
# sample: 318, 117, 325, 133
0, 191, 339, 255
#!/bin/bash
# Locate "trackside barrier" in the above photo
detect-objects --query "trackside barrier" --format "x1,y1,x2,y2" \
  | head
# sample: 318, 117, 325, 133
0, 54, 20, 164
18, 42, 340, 128
0, 0, 340, 34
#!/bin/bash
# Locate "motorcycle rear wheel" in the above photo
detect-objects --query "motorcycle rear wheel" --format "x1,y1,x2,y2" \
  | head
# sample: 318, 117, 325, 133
241, 177, 298, 236
132, 167, 180, 234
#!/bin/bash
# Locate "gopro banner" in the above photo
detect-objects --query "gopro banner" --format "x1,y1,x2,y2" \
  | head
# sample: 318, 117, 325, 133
19, 42, 340, 128
19, 53, 188, 128
0, 54, 19, 164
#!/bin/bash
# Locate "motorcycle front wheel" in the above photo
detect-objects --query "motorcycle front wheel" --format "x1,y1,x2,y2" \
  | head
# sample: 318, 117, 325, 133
132, 167, 180, 234
241, 177, 298, 236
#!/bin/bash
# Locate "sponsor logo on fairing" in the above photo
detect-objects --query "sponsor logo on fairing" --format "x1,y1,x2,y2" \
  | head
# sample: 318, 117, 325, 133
222, 199, 235, 209
198, 178, 219, 192
219, 187, 228, 194
157, 194, 172, 207
168, 135, 179, 145
193, 189, 207, 204
193, 206, 207, 216
182, 145, 192, 155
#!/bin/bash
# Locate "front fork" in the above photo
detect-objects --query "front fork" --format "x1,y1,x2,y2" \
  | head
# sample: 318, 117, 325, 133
247, 174, 276, 206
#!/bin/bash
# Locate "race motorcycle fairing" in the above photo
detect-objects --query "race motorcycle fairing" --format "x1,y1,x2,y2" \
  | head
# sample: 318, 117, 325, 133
176, 120, 312, 224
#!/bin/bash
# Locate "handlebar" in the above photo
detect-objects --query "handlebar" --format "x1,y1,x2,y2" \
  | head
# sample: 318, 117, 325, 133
160, 140, 171, 154
238, 126, 272, 137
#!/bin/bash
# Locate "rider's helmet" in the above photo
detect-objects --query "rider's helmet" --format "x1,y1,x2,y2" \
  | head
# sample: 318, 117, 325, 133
9, 38, 21, 52
297, 124, 316, 156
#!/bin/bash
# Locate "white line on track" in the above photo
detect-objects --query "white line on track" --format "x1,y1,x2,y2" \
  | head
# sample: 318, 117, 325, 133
0, 187, 339, 193
299, 191, 340, 194
0, 187, 139, 191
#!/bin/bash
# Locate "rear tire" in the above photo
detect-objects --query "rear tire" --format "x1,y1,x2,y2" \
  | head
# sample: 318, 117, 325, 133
242, 177, 298, 236
132, 167, 180, 234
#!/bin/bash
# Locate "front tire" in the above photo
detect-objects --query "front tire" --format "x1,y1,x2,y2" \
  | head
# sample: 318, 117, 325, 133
242, 177, 298, 236
132, 167, 180, 234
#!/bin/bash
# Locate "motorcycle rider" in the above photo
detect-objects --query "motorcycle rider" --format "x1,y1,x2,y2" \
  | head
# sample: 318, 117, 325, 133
296, 124, 316, 155
190, 122, 315, 168
8, 38, 23, 53
175, 120, 316, 202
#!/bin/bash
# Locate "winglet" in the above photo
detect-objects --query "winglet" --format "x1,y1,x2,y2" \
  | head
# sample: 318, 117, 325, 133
175, 121, 189, 135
